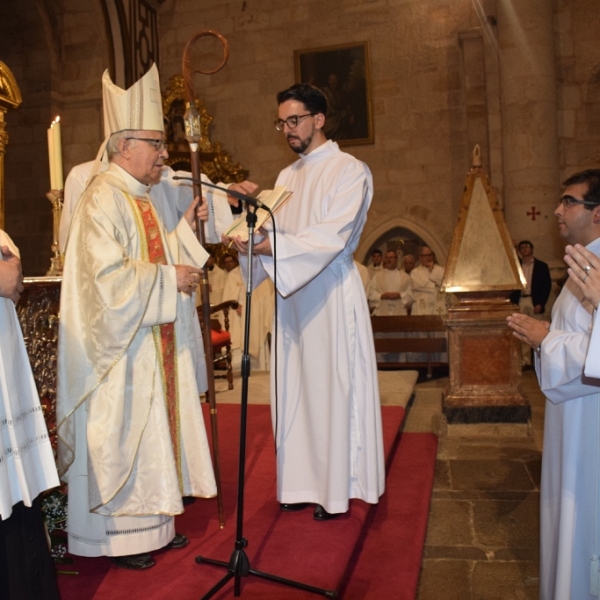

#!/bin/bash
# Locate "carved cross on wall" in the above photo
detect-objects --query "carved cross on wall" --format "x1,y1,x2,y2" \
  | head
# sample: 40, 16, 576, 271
527, 206, 541, 221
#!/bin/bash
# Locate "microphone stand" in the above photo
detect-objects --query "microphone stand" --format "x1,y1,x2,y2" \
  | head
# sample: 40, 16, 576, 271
195, 205, 336, 599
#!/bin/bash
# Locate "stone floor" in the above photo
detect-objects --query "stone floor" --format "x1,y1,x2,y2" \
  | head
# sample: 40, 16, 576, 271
406, 369, 544, 600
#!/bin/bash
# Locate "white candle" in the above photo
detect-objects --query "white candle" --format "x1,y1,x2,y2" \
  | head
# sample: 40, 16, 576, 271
52, 117, 63, 190
47, 125, 56, 190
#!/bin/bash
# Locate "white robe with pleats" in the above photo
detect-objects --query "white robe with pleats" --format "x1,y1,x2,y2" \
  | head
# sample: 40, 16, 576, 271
244, 140, 385, 514
536, 236, 600, 599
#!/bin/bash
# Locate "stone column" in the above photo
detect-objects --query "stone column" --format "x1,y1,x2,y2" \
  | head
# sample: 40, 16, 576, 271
497, 0, 560, 261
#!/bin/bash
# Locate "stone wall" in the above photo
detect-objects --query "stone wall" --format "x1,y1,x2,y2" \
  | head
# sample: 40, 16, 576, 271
158, 0, 486, 265
1, 0, 599, 276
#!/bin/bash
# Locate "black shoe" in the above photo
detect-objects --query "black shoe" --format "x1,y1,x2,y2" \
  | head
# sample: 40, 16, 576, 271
313, 505, 342, 521
110, 553, 155, 570
280, 502, 311, 512
165, 533, 189, 549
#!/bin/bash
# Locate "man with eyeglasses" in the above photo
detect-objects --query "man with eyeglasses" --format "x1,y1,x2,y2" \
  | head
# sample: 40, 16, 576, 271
57, 65, 222, 570
507, 169, 600, 599
227, 83, 384, 522
368, 250, 413, 316
410, 246, 446, 315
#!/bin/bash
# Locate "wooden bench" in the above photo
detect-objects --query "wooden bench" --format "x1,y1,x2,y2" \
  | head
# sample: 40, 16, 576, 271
371, 315, 448, 379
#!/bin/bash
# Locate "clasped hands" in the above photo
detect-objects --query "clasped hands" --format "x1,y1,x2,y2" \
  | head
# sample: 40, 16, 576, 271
564, 243, 600, 309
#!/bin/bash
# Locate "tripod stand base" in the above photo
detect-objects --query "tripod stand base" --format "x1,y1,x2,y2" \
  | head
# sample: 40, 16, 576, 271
195, 547, 337, 599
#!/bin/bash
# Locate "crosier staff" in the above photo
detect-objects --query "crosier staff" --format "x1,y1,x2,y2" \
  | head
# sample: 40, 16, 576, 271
182, 30, 229, 529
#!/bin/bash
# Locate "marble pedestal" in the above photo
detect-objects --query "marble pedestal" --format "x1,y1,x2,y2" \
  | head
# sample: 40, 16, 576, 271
443, 293, 529, 424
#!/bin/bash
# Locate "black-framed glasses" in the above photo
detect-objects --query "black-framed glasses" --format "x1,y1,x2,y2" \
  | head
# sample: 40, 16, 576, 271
274, 113, 314, 132
125, 137, 166, 151
558, 195, 600, 208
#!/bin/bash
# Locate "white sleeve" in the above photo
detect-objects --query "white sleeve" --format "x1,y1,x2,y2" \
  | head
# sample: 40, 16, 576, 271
162, 167, 235, 243
60, 162, 95, 253
205, 179, 235, 243
0, 230, 19, 258
585, 310, 600, 379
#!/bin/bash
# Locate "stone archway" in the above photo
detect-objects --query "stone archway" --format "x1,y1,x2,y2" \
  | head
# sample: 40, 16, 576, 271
358, 216, 449, 268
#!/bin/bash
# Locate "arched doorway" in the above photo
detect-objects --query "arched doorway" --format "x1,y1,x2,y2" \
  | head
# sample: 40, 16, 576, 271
358, 218, 448, 270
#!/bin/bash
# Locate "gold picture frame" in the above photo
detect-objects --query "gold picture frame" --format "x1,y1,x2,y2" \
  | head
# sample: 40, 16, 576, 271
294, 42, 373, 146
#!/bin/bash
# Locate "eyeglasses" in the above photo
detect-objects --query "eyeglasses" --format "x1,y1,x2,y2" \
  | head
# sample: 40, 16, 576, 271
558, 195, 600, 208
274, 113, 314, 132
125, 137, 166, 151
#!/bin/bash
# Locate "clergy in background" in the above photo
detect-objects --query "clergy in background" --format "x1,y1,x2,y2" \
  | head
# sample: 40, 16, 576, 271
403, 253, 416, 275
367, 248, 383, 278
368, 249, 413, 316
410, 245, 446, 315
57, 65, 216, 570
222, 253, 244, 369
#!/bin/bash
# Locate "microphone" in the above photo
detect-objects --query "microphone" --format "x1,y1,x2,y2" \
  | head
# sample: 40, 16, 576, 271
172, 175, 267, 210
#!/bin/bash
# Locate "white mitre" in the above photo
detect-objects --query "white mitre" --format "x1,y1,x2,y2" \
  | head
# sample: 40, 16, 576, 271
88, 64, 164, 184
102, 63, 163, 135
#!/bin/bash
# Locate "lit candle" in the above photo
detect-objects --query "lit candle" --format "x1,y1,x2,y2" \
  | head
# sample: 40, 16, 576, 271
47, 125, 56, 190
52, 117, 63, 190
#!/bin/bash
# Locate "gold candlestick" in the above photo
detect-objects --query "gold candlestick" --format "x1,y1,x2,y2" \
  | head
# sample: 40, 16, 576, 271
46, 189, 63, 276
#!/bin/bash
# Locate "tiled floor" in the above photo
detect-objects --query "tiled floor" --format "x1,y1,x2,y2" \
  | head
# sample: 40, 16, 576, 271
405, 370, 544, 600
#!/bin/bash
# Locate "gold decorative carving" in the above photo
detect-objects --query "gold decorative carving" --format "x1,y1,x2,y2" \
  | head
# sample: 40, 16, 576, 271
46, 190, 64, 276
162, 75, 248, 184
0, 61, 23, 230
16, 278, 62, 449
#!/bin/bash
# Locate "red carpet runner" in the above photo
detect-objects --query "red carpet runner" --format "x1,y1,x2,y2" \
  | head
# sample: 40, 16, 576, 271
58, 404, 437, 599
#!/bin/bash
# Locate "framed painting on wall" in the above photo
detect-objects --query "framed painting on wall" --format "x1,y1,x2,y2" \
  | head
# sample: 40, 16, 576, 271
294, 42, 373, 146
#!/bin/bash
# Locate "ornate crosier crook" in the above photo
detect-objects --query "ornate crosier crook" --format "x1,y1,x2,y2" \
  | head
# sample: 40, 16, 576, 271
182, 30, 229, 529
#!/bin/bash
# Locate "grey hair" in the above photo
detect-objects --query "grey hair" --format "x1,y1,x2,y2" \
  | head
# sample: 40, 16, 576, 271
106, 130, 136, 159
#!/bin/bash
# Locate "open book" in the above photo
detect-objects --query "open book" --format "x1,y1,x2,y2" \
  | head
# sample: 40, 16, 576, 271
224, 186, 292, 242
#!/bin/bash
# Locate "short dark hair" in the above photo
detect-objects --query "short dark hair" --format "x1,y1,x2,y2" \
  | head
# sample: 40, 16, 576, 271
563, 169, 600, 210
371, 249, 383, 256
518, 240, 533, 250
276, 84, 328, 117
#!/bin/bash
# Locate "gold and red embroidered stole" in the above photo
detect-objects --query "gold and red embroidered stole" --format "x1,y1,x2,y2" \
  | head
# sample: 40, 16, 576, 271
130, 195, 183, 488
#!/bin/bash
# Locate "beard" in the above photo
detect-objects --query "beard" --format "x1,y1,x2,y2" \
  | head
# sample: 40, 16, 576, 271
286, 132, 313, 154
